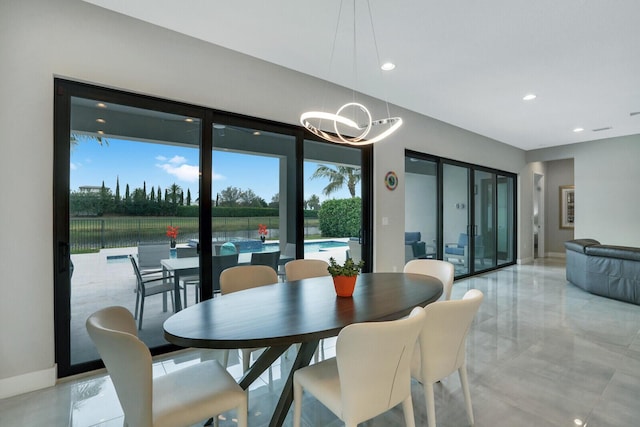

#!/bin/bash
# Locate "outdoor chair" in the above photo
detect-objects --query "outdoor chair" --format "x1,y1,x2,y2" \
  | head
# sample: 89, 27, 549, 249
177, 246, 200, 307
250, 250, 280, 274
212, 253, 239, 295
137, 242, 170, 275
86, 306, 247, 427
293, 306, 426, 427
129, 255, 175, 330
412, 289, 484, 427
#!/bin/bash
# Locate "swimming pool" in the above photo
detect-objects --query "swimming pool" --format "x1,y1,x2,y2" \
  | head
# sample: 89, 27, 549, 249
262, 240, 347, 254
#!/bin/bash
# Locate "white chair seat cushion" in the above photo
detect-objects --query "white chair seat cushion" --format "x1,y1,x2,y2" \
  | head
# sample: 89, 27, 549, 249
294, 358, 343, 417
153, 360, 245, 427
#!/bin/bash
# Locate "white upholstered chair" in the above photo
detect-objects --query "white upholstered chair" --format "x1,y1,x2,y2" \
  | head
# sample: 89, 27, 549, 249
411, 289, 484, 427
293, 306, 427, 427
283, 259, 330, 361
86, 306, 247, 427
220, 265, 278, 372
284, 259, 330, 282
404, 259, 455, 301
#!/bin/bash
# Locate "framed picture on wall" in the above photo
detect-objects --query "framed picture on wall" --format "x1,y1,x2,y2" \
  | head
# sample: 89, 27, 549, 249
560, 185, 575, 229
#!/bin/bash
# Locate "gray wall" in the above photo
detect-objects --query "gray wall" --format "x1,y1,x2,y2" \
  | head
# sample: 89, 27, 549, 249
527, 135, 640, 247
544, 159, 575, 255
0, 0, 559, 396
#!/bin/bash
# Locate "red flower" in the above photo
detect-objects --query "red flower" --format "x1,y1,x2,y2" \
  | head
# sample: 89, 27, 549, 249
166, 225, 179, 240
258, 224, 268, 236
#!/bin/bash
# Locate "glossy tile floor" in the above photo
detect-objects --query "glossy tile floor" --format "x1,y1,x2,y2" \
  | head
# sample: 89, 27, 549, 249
2, 258, 640, 426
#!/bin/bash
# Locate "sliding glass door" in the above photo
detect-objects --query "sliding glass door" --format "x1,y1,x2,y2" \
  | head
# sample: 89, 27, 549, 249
406, 150, 516, 278
54, 79, 373, 377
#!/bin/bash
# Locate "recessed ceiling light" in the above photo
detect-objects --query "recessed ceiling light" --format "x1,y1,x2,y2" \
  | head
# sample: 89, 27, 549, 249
97, 130, 105, 135
96, 118, 106, 124
381, 62, 396, 71
573, 127, 584, 133
522, 94, 537, 101
253, 131, 261, 136
184, 118, 194, 123
96, 102, 107, 108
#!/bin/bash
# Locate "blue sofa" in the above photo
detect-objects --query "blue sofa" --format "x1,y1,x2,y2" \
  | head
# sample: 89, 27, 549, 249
565, 238, 640, 305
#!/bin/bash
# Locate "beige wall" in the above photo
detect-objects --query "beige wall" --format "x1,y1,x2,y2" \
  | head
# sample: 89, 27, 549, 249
2, 0, 533, 396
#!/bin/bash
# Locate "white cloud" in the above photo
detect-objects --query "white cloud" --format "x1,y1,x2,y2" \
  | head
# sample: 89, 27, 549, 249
169, 155, 187, 165
156, 155, 167, 161
70, 162, 77, 170
157, 162, 199, 182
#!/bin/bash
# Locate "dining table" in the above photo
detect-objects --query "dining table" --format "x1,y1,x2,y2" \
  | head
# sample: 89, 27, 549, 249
163, 271, 443, 427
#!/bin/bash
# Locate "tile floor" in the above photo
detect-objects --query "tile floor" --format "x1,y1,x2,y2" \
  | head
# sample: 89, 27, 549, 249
2, 258, 640, 426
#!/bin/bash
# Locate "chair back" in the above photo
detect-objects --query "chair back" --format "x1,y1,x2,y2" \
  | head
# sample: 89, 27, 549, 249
347, 240, 362, 263
336, 306, 426, 424
212, 253, 239, 293
250, 251, 280, 273
220, 265, 278, 295
413, 289, 483, 384
285, 259, 329, 281
177, 246, 198, 258
137, 242, 170, 270
129, 255, 144, 290
86, 306, 152, 427
404, 259, 455, 300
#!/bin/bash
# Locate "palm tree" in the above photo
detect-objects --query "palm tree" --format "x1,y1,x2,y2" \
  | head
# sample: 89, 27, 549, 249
311, 165, 360, 198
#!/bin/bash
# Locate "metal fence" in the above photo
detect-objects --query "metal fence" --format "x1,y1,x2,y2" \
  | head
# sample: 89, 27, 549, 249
70, 216, 317, 253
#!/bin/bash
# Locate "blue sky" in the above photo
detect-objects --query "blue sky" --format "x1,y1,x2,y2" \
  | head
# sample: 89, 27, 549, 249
70, 138, 357, 203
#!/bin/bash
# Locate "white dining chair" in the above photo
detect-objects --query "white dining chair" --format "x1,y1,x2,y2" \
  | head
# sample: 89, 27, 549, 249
284, 259, 330, 282
220, 265, 278, 372
411, 289, 484, 427
293, 306, 427, 427
86, 306, 247, 427
404, 259, 455, 301
284, 259, 330, 361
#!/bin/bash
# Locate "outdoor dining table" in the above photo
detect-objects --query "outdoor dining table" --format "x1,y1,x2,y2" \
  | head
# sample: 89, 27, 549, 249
160, 253, 252, 311
163, 272, 443, 427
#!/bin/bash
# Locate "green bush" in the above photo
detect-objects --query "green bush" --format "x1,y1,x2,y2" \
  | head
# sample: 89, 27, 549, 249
317, 198, 361, 237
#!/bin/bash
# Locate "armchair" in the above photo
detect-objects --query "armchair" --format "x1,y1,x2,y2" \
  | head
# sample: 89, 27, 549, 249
444, 233, 484, 266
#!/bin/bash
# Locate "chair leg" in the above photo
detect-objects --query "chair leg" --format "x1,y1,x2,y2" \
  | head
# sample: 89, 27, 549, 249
242, 349, 251, 373
236, 397, 248, 427
293, 378, 303, 427
138, 297, 144, 330
183, 283, 188, 308
401, 395, 417, 427
222, 349, 230, 368
424, 382, 437, 427
134, 289, 140, 320
459, 365, 474, 425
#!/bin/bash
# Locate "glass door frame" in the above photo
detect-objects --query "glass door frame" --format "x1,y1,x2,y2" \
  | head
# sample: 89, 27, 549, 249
405, 149, 517, 279
54, 79, 373, 377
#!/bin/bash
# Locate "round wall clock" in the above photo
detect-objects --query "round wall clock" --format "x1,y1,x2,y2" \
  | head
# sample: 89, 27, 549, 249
384, 171, 398, 191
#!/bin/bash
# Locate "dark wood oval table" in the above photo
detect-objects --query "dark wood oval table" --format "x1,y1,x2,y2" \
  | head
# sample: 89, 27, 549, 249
163, 272, 442, 427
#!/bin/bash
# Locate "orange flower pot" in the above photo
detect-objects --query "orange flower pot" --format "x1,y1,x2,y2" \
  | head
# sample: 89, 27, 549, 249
333, 275, 357, 297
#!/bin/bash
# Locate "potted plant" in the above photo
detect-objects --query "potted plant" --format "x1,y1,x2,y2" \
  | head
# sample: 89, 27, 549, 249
327, 257, 365, 297
258, 223, 268, 243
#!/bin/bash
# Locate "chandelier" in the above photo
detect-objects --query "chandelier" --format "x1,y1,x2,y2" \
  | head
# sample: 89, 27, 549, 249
300, 0, 402, 146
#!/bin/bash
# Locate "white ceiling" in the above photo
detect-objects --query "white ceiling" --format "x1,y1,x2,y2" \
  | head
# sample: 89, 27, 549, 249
83, 0, 640, 151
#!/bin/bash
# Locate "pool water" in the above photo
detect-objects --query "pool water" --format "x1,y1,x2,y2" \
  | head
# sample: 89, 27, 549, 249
262, 240, 347, 254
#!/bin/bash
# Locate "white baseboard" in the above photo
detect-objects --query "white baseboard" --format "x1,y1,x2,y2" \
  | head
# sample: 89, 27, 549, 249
0, 364, 57, 399
517, 257, 534, 264
547, 252, 566, 258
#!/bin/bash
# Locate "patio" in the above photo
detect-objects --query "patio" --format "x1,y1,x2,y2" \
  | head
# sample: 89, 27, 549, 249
69, 240, 351, 366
